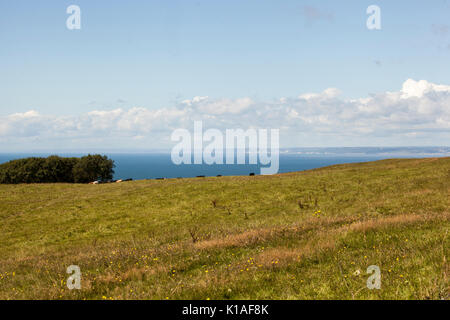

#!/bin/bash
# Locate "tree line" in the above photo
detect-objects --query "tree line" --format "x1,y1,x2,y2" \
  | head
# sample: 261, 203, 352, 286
0, 154, 115, 184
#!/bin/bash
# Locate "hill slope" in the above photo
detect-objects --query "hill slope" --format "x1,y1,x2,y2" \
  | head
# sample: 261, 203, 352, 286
0, 158, 449, 299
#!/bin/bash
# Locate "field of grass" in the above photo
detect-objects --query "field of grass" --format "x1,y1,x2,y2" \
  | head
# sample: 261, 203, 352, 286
0, 157, 449, 300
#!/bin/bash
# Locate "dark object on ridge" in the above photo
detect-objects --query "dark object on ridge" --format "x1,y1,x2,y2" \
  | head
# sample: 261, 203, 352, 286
216, 175, 222, 177
101, 179, 116, 183
249, 173, 255, 176
156, 178, 165, 180
196, 175, 205, 178
123, 178, 133, 182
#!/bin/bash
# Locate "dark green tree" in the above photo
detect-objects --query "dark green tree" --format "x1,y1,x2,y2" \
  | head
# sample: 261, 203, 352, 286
0, 155, 115, 184
72, 154, 115, 183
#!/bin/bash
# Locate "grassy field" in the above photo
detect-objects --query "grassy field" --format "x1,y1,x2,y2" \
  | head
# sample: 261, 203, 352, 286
0, 157, 449, 300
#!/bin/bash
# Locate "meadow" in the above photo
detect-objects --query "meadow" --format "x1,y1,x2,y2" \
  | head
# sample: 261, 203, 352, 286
0, 157, 448, 299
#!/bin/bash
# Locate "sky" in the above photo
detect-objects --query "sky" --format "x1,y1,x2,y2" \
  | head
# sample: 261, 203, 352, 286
1, 0, 450, 151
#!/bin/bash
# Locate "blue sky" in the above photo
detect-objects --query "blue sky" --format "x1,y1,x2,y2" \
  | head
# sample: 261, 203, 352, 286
1, 0, 450, 150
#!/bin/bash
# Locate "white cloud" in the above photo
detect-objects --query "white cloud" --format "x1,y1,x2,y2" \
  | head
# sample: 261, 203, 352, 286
401, 79, 450, 98
1, 79, 450, 150
299, 87, 340, 100
183, 96, 253, 115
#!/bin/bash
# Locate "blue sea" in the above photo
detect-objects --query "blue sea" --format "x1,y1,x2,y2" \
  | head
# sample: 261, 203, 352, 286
1, 147, 448, 180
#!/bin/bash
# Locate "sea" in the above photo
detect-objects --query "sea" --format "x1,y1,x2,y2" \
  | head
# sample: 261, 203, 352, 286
0, 147, 449, 180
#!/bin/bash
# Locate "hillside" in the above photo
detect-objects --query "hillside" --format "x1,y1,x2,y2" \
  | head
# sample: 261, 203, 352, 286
0, 158, 449, 299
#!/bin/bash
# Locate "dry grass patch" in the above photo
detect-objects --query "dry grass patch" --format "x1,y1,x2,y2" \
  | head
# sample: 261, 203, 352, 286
195, 216, 357, 250
254, 212, 449, 268
343, 212, 449, 234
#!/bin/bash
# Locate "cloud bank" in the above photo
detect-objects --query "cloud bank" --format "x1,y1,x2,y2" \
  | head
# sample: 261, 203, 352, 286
1, 79, 450, 151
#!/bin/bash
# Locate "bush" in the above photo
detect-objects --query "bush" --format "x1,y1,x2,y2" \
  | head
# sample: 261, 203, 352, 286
72, 155, 115, 183
0, 155, 115, 184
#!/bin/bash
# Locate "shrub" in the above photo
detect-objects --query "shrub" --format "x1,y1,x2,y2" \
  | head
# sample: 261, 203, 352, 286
0, 154, 115, 184
72, 154, 115, 183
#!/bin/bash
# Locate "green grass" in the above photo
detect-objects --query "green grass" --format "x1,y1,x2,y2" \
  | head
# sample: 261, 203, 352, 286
0, 157, 449, 300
